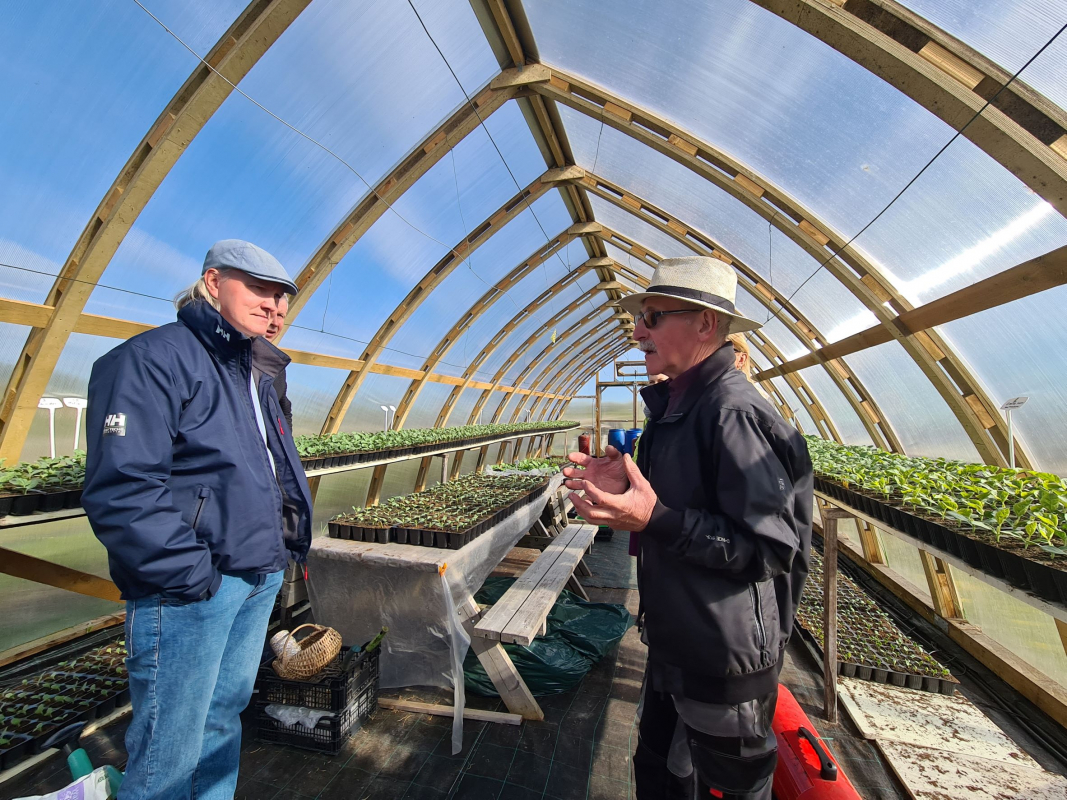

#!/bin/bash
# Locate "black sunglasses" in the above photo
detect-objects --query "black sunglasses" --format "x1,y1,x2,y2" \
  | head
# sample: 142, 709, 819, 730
634, 308, 700, 329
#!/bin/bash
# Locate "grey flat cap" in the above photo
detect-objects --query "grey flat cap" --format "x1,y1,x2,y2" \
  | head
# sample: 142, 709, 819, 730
202, 239, 299, 295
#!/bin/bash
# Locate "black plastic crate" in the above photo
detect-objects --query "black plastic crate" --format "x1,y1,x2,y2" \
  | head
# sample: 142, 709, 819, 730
255, 645, 380, 713
254, 675, 379, 755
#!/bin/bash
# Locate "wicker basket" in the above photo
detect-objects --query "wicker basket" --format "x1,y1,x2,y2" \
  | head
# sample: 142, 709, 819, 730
271, 624, 343, 680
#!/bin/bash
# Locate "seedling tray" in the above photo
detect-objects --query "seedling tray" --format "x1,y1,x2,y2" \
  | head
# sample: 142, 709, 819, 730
815, 475, 1067, 608
328, 475, 552, 551
795, 623, 956, 695
797, 545, 957, 695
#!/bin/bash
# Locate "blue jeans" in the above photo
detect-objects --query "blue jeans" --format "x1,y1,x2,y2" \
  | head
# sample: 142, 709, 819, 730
120, 570, 284, 800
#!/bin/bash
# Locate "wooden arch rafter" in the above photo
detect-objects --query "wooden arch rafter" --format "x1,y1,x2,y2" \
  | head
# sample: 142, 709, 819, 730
748, 0, 1067, 217
0, 0, 313, 462
314, 173, 582, 437
501, 63, 1027, 467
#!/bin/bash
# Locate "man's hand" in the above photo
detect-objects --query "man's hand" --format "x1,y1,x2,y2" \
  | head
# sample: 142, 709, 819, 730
563, 445, 629, 495
568, 454, 657, 532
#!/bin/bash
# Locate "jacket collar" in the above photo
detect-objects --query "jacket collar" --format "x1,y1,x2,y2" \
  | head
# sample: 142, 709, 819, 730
641, 342, 735, 421
177, 302, 291, 377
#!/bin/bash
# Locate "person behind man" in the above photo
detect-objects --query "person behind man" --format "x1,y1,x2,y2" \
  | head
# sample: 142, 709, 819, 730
83, 240, 313, 800
563, 256, 812, 799
727, 332, 774, 404
264, 294, 293, 431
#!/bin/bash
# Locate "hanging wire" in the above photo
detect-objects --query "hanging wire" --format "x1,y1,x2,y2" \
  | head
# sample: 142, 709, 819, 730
769, 19, 1067, 325
405, 0, 607, 322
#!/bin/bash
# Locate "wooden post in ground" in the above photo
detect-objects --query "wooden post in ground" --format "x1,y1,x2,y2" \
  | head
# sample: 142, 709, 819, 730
822, 508, 851, 723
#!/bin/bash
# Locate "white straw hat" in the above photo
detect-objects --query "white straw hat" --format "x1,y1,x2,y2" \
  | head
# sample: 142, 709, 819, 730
619, 256, 761, 334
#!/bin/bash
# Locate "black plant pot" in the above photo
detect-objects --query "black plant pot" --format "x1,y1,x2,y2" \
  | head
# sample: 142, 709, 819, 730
64, 488, 83, 509
956, 534, 984, 571
937, 524, 962, 557
997, 549, 1031, 592
974, 541, 1006, 579
1022, 559, 1061, 605
921, 522, 947, 554
9, 491, 41, 516
38, 490, 67, 513
0, 493, 14, 517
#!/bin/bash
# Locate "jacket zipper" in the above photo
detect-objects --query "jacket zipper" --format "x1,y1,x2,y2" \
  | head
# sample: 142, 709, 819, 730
192, 494, 208, 531
751, 583, 767, 652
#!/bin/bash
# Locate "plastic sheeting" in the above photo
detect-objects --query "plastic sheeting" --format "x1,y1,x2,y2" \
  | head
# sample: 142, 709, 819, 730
306, 474, 564, 752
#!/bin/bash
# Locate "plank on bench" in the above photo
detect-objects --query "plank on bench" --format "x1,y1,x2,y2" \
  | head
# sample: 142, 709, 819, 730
473, 523, 596, 646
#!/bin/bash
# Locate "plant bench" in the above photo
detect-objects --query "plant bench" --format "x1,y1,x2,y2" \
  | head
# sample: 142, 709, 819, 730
472, 523, 597, 645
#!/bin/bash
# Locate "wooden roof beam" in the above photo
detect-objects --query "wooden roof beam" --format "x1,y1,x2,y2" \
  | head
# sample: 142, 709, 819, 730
757, 242, 1067, 380
748, 0, 1067, 217
314, 173, 568, 436
574, 172, 899, 451
0, 0, 313, 463
513, 63, 1025, 467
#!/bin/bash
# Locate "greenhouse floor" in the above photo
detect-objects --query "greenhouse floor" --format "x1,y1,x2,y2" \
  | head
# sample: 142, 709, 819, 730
13, 532, 1067, 799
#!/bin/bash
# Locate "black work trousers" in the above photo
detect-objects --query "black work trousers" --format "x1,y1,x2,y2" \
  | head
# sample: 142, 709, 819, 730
634, 681, 778, 800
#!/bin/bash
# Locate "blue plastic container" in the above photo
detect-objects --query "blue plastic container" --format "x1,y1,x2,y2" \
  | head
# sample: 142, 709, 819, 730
607, 428, 627, 454
625, 428, 642, 455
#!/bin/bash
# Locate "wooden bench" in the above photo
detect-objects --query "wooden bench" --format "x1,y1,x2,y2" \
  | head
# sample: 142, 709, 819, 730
472, 523, 597, 646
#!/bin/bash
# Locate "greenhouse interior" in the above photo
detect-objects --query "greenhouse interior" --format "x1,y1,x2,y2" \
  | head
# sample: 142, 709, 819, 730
3, 0, 1067, 798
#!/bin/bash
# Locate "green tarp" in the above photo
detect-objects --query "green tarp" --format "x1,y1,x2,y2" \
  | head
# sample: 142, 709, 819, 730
463, 577, 633, 696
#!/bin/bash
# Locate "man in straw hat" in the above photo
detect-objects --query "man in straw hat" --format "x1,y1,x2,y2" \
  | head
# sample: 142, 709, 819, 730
563, 256, 812, 799
84, 240, 312, 800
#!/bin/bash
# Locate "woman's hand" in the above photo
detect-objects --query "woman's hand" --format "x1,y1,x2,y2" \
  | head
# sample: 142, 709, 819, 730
562, 445, 629, 495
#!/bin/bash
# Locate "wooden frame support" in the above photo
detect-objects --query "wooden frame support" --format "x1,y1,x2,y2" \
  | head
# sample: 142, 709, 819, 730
748, 0, 1067, 218
821, 508, 851, 723
0, 546, 122, 603
919, 550, 966, 620
0, 0, 314, 463
505, 63, 1026, 468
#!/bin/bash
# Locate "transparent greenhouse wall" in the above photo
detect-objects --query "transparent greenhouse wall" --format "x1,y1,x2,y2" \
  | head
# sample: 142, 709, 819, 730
0, 516, 118, 653
815, 505, 1067, 690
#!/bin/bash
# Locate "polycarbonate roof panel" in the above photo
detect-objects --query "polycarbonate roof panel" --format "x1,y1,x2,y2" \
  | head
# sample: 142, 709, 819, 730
587, 197, 691, 260
338, 372, 412, 432
839, 341, 983, 463
0, 2, 245, 304
507, 305, 612, 389
404, 381, 453, 430
936, 285, 1067, 475
560, 108, 874, 329
385, 193, 574, 372
795, 366, 875, 448
529, 0, 962, 236
512, 315, 608, 390
769, 376, 818, 436
284, 364, 349, 437
479, 279, 599, 379
898, 0, 1067, 109
846, 138, 1067, 306
449, 240, 597, 380
91, 87, 535, 328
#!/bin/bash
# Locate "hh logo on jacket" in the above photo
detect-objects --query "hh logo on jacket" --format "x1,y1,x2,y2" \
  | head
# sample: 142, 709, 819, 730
103, 413, 126, 436
215, 325, 230, 341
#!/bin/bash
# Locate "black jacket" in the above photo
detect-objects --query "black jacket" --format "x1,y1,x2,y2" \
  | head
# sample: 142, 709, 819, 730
83, 302, 313, 602
636, 343, 812, 703
272, 368, 293, 431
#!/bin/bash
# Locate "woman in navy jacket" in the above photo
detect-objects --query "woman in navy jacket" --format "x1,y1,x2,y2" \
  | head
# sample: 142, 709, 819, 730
83, 240, 311, 800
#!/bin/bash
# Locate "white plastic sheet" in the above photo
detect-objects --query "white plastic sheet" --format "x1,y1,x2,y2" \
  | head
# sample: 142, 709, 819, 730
307, 474, 564, 751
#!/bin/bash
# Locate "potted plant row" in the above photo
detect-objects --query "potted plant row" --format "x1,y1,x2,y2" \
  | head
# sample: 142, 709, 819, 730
328, 473, 551, 550
796, 546, 957, 694
0, 452, 86, 517
486, 456, 567, 474
807, 436, 1067, 608
0, 641, 129, 770
296, 420, 575, 471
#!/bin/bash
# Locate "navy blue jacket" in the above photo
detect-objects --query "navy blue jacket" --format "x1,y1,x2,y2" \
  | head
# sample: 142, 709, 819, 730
83, 302, 313, 602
